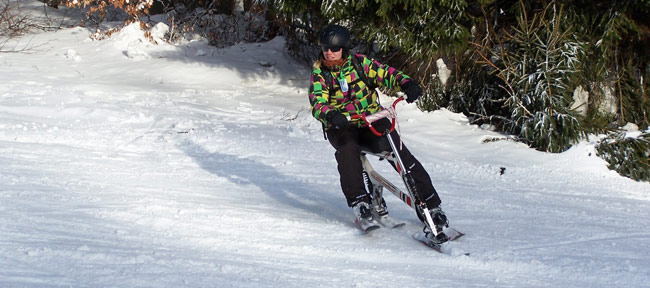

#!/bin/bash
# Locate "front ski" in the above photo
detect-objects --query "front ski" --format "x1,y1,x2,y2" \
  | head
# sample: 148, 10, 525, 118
412, 227, 469, 256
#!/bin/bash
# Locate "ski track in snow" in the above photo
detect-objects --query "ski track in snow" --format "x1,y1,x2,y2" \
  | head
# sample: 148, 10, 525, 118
1, 3, 650, 287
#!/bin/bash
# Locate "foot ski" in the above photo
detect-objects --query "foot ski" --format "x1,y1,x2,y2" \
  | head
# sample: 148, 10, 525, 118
356, 218, 380, 233
355, 214, 402, 232
375, 214, 406, 228
442, 226, 465, 241
412, 227, 468, 255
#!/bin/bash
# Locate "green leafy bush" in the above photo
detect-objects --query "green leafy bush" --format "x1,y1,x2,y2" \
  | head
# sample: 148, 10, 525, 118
596, 130, 650, 182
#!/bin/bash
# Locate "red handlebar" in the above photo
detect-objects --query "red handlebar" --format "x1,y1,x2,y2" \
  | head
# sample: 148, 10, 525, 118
350, 97, 403, 136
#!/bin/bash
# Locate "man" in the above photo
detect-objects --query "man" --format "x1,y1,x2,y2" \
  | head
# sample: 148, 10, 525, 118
308, 25, 449, 242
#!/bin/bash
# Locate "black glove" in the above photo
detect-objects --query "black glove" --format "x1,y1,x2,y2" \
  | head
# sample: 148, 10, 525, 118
326, 111, 349, 129
401, 80, 422, 103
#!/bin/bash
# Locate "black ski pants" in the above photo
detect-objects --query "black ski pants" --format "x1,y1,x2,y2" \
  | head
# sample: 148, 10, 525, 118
326, 118, 441, 209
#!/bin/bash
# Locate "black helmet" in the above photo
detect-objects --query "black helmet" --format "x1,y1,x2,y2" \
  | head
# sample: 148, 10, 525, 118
319, 25, 351, 49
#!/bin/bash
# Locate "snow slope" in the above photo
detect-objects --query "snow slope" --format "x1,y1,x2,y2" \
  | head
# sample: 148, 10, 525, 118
1, 3, 649, 287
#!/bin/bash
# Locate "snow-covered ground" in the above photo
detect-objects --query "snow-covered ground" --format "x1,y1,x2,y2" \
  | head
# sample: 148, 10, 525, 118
1, 2, 649, 287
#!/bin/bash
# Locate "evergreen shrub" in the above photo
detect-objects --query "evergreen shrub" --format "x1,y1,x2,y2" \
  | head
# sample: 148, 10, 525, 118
596, 131, 650, 182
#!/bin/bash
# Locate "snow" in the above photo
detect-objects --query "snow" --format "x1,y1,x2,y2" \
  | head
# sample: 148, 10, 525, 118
1, 3, 650, 287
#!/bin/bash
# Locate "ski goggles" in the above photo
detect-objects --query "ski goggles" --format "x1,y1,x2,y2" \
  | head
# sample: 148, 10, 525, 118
322, 46, 343, 52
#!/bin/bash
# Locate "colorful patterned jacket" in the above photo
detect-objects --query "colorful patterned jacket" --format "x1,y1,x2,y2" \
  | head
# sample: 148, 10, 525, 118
308, 53, 412, 129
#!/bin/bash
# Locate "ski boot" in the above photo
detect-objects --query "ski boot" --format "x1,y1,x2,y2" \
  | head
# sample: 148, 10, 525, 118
423, 206, 449, 244
369, 188, 405, 228
352, 201, 380, 232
